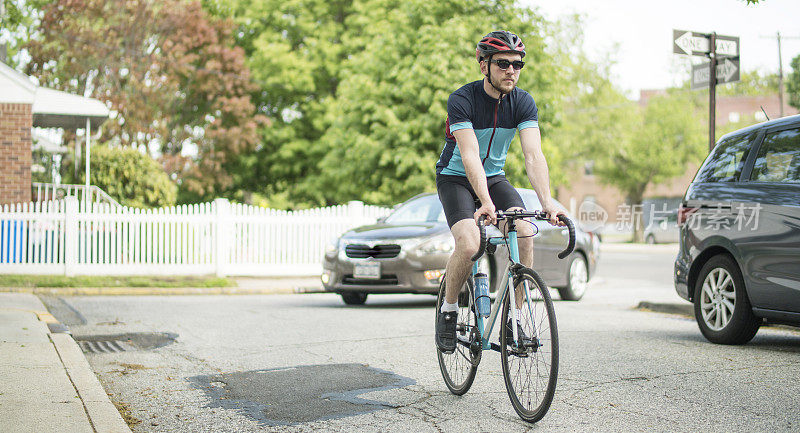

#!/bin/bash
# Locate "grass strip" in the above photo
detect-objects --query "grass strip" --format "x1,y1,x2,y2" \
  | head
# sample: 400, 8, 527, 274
0, 274, 234, 288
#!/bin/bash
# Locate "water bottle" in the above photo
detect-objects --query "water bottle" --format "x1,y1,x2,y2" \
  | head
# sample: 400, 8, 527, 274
474, 273, 490, 318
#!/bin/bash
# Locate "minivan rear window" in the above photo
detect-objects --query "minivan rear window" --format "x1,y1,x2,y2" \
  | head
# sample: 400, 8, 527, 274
694, 132, 754, 182
750, 127, 800, 183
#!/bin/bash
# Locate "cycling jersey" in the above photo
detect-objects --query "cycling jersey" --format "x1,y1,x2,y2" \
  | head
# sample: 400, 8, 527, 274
435, 79, 539, 177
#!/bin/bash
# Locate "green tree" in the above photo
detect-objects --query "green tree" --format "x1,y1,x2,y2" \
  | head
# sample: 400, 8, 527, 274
209, 0, 568, 207
592, 92, 706, 241
543, 15, 636, 193
788, 54, 800, 110
24, 0, 265, 202
63, 145, 177, 208
0, 0, 47, 67
717, 70, 780, 96
203, 0, 355, 206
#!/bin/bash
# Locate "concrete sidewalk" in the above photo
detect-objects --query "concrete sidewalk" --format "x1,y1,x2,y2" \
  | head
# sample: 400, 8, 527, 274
0, 293, 130, 433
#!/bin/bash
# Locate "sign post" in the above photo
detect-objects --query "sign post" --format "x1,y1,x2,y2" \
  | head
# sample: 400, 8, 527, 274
673, 30, 740, 151
709, 33, 717, 153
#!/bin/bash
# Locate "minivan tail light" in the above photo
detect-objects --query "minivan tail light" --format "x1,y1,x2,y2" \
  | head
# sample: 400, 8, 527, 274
677, 204, 698, 227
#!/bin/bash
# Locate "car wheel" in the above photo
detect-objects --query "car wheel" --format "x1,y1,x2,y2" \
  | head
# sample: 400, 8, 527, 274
693, 255, 760, 345
341, 292, 368, 305
558, 254, 588, 301
645, 234, 656, 244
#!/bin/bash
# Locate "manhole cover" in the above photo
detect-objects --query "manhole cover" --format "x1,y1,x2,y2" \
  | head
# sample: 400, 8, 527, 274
190, 363, 415, 426
74, 332, 178, 354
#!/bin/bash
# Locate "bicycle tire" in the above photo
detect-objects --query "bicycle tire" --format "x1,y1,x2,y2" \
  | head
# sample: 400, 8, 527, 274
500, 267, 558, 423
436, 277, 481, 395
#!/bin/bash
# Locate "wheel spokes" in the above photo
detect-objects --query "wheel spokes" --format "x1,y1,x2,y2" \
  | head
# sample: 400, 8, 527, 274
700, 267, 736, 331
505, 273, 556, 417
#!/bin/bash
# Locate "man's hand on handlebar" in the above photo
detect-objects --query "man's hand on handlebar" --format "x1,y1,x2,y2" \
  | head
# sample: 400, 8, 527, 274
541, 203, 567, 227
474, 202, 497, 226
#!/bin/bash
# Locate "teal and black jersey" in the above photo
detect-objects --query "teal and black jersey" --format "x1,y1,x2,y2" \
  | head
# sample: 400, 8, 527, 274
435, 80, 539, 176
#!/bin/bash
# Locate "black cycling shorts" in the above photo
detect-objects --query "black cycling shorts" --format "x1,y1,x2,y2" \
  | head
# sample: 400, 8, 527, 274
436, 174, 526, 228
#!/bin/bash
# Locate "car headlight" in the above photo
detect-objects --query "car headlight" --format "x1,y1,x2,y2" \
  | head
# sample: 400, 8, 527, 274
417, 233, 455, 255
325, 238, 340, 255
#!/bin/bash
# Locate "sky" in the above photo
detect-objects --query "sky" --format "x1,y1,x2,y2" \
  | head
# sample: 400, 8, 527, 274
529, 0, 800, 99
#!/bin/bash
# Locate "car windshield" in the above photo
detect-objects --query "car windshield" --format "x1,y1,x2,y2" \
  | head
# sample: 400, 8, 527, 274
384, 190, 567, 225
385, 195, 446, 224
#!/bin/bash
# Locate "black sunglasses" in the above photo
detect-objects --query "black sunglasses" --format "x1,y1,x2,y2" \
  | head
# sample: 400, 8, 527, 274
490, 59, 525, 71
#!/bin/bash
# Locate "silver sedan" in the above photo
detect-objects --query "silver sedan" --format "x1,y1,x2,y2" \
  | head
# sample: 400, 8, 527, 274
322, 190, 599, 305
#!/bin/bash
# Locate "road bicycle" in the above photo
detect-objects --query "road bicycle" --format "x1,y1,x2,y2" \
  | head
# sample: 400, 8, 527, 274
436, 210, 575, 423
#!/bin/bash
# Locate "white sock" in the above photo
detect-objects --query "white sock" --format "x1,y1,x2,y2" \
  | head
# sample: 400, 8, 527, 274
441, 301, 458, 313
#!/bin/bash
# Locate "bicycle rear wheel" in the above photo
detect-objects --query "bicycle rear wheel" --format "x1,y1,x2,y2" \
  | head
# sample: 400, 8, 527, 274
436, 277, 481, 395
500, 267, 558, 423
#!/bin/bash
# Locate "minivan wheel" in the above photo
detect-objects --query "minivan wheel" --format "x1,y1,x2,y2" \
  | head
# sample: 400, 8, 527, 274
558, 254, 588, 301
693, 255, 760, 345
645, 234, 656, 244
341, 292, 368, 305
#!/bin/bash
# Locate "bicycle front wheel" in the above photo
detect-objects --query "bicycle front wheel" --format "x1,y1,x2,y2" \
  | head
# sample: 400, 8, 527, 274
500, 267, 558, 423
436, 277, 481, 395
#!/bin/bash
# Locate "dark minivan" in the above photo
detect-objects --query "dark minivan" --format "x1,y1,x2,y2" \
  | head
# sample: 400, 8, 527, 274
674, 114, 800, 344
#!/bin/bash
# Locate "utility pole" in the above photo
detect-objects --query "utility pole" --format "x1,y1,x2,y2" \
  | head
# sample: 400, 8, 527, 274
762, 32, 800, 118
778, 32, 784, 117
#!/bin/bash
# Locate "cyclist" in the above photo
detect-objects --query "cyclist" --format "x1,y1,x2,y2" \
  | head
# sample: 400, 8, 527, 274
435, 30, 565, 353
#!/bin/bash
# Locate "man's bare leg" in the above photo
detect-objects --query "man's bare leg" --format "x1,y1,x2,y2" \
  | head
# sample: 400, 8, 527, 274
444, 218, 481, 305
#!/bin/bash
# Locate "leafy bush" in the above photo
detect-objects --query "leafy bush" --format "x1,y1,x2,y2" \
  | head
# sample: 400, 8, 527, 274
65, 145, 177, 208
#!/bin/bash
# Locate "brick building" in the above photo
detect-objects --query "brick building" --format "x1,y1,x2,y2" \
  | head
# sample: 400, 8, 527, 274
557, 89, 799, 230
0, 61, 108, 206
0, 102, 32, 204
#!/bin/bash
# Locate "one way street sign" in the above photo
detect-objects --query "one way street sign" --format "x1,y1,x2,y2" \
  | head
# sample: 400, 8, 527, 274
673, 30, 739, 57
691, 58, 740, 89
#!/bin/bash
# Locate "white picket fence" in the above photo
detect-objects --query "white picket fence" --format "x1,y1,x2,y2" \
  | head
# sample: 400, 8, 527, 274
0, 197, 391, 277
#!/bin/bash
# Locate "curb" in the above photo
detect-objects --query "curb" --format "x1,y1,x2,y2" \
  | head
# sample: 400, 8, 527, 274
635, 301, 800, 335
635, 301, 693, 317
50, 332, 132, 433
1, 294, 131, 433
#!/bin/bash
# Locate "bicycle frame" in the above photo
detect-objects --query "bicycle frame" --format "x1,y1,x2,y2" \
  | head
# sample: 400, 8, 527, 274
473, 225, 536, 351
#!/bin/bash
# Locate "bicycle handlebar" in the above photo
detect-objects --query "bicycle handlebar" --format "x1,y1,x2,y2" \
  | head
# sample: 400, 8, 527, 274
472, 215, 488, 262
470, 210, 576, 262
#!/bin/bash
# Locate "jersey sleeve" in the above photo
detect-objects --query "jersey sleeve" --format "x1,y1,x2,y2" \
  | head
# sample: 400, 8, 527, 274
516, 92, 539, 131
447, 91, 473, 132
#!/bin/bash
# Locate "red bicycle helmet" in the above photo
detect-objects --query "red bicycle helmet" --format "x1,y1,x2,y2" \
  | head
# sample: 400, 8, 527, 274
476, 30, 526, 62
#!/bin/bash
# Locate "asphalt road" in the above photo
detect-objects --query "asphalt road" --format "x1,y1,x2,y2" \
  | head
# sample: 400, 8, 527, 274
47, 245, 800, 432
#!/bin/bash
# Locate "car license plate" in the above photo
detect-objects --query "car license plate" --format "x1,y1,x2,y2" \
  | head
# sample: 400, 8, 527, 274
354, 262, 380, 279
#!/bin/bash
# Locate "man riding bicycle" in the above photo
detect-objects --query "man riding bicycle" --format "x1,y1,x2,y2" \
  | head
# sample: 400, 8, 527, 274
435, 30, 566, 353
